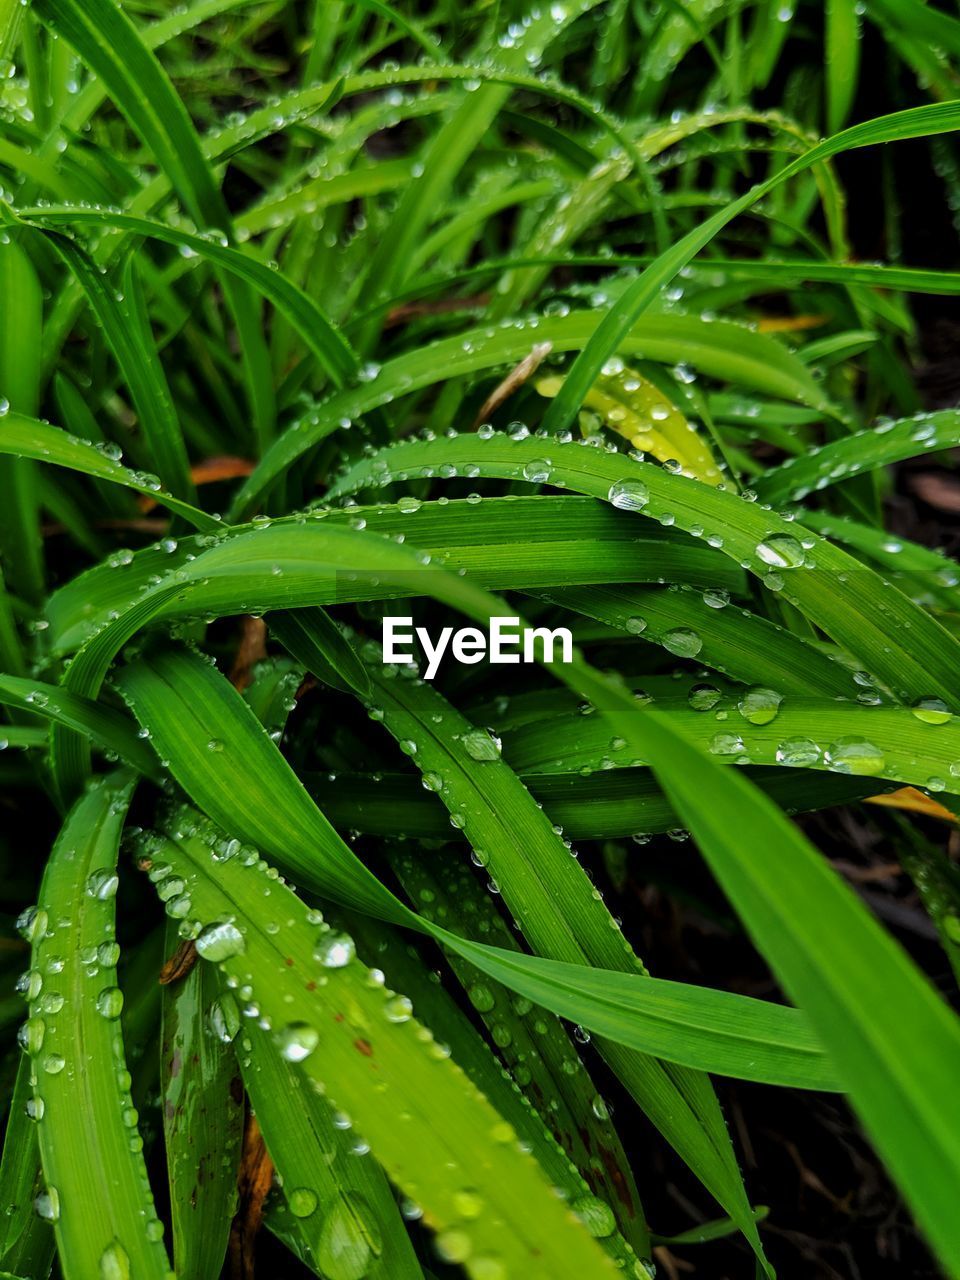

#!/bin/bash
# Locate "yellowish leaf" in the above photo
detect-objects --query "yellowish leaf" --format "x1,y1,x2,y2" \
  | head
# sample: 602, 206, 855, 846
536, 363, 723, 485
865, 786, 959, 824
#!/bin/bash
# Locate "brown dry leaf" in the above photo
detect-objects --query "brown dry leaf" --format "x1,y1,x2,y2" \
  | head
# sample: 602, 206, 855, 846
137, 456, 254, 512
755, 314, 826, 333
229, 617, 268, 692
865, 785, 959, 824
908, 472, 960, 513
472, 341, 553, 427
158, 938, 198, 986
229, 1113, 274, 1280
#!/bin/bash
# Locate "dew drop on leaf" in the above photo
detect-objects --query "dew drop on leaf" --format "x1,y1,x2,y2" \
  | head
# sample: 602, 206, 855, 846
462, 728, 502, 761
277, 1021, 320, 1062
96, 987, 124, 1020
737, 687, 782, 725
34, 1186, 60, 1222
316, 1194, 382, 1280
314, 931, 355, 968
911, 697, 952, 725
99, 1240, 130, 1280
662, 627, 702, 658
826, 738, 886, 776
776, 738, 822, 767
195, 920, 246, 962
607, 478, 650, 511
288, 1187, 319, 1218
571, 1193, 616, 1237
755, 533, 805, 569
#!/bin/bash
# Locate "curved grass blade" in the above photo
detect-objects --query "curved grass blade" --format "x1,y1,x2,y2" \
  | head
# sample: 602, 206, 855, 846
137, 812, 624, 1280
0, 1061, 55, 1280
240, 1018, 424, 1280
569, 668, 960, 1278
0, 239, 43, 605
339, 907, 654, 1268
25, 772, 172, 1280
0, 674, 160, 780
540, 102, 960, 435
114, 646, 837, 1094
390, 852, 649, 1253
536, 584, 858, 696
11, 205, 358, 390
44, 495, 743, 657
757, 409, 960, 505
161, 925, 242, 1280
305, 768, 878, 841
21, 224, 194, 500
502, 696, 960, 797
326, 431, 960, 703
0, 411, 219, 532
31, 0, 277, 442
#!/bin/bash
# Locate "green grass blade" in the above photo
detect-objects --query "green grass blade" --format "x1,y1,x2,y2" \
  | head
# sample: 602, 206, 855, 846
575, 672, 960, 1277
161, 925, 242, 1280
32, 0, 278, 443
327, 432, 960, 703
138, 812, 625, 1280
757, 409, 960, 505
114, 645, 836, 1095
306, 767, 876, 841
0, 411, 219, 531
0, 240, 43, 605
233, 310, 831, 515
0, 1061, 55, 1280
240, 1019, 425, 1279
25, 773, 172, 1280
540, 102, 960, 435
13, 205, 358, 390
0, 674, 159, 779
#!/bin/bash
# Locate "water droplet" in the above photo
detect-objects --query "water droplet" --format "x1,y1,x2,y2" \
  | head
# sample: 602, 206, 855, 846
86, 869, 119, 900
607, 478, 650, 511
34, 1186, 60, 1222
99, 1240, 130, 1280
436, 1230, 472, 1263
571, 1194, 616, 1237
776, 738, 822, 767
452, 1188, 484, 1219
662, 628, 702, 658
316, 1194, 382, 1280
468, 983, 495, 1012
755, 533, 805, 569
384, 994, 413, 1023
702, 588, 729, 609
96, 987, 124, 1020
207, 738, 224, 753
17, 1016, 45, 1056
209, 995, 241, 1043
737, 687, 782, 725
462, 728, 502, 761
314, 932, 355, 969
277, 1021, 319, 1062
288, 1187, 319, 1218
709, 732, 744, 756
195, 920, 246, 962
826, 738, 885, 776
911, 697, 952, 725
688, 683, 721, 711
